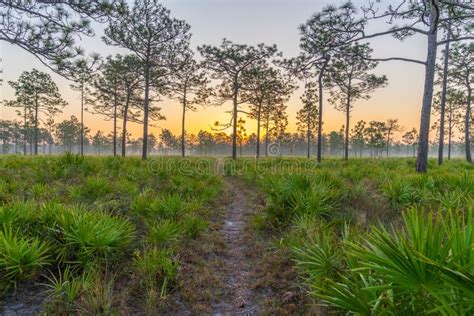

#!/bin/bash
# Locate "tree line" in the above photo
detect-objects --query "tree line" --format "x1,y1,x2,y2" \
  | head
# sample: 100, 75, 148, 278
0, 0, 472, 173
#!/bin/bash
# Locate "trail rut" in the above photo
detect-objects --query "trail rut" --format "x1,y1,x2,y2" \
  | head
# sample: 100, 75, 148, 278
212, 178, 258, 315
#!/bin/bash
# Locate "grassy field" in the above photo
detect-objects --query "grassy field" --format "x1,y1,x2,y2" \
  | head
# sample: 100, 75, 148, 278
233, 158, 474, 315
0, 154, 222, 314
0, 155, 473, 314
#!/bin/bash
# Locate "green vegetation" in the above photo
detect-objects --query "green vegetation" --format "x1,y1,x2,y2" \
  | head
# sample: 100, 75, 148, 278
0, 154, 221, 313
233, 158, 474, 315
1, 155, 473, 314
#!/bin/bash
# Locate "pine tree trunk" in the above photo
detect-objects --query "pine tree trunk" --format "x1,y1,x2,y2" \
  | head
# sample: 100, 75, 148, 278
344, 95, 350, 160
142, 62, 150, 160
122, 91, 130, 157
448, 113, 452, 160
232, 77, 238, 160
265, 113, 270, 157
386, 132, 390, 158
113, 90, 117, 157
465, 87, 472, 163
256, 103, 262, 159
317, 58, 329, 163
416, 15, 438, 173
307, 107, 311, 159
80, 85, 84, 156
438, 35, 450, 165
34, 97, 38, 155
23, 105, 27, 156
181, 91, 187, 158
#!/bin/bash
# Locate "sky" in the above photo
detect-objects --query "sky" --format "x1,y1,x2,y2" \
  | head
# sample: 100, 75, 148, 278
0, 0, 431, 140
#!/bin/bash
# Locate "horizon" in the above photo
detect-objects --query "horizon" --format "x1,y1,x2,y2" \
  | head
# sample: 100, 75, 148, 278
0, 0, 455, 141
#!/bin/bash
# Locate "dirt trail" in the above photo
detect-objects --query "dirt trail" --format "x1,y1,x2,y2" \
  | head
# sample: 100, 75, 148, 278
212, 178, 259, 315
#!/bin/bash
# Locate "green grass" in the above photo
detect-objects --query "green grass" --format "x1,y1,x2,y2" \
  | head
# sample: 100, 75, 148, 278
233, 157, 474, 315
0, 155, 472, 314
0, 154, 222, 313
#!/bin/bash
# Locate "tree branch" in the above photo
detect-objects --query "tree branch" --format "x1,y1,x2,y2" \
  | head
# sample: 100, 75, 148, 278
438, 36, 474, 45
371, 57, 426, 65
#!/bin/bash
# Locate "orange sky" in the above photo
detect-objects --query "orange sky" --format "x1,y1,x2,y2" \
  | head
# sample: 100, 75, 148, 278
0, 0, 439, 141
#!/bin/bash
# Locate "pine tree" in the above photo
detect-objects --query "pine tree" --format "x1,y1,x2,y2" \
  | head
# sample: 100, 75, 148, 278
5, 69, 67, 155
103, 0, 191, 159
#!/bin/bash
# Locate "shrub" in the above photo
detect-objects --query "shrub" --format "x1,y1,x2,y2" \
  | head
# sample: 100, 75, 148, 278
62, 211, 135, 264
133, 248, 178, 297
146, 219, 180, 248
0, 225, 50, 281
43, 266, 87, 313
305, 209, 474, 315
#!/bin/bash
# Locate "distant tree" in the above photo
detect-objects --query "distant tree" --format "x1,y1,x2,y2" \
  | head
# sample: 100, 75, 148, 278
159, 129, 178, 155
365, 121, 387, 157
436, 21, 452, 166
350, 120, 366, 157
104, 0, 191, 160
448, 43, 473, 163
240, 62, 294, 158
199, 39, 278, 159
55, 116, 88, 153
296, 82, 319, 159
402, 128, 419, 158
0, 120, 13, 154
66, 55, 101, 156
327, 43, 387, 160
91, 54, 144, 157
5, 69, 67, 155
90, 55, 125, 156
170, 52, 210, 157
236, 118, 248, 157
433, 88, 464, 159
148, 133, 159, 155
92, 131, 109, 155
270, 105, 289, 156
117, 56, 145, 157
37, 127, 53, 154
197, 130, 215, 155
328, 130, 344, 157
129, 138, 142, 155
385, 119, 403, 157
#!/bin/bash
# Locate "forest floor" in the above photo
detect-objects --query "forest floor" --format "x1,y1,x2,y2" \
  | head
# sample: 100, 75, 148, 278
173, 177, 305, 315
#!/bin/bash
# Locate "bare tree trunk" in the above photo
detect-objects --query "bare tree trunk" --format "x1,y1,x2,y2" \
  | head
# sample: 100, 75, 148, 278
34, 97, 38, 155
113, 90, 117, 157
307, 104, 311, 159
465, 87, 472, 163
23, 105, 27, 156
80, 85, 84, 156
181, 90, 187, 158
256, 103, 262, 159
448, 113, 452, 160
122, 91, 131, 157
438, 35, 450, 165
265, 112, 270, 157
232, 78, 238, 160
142, 62, 150, 160
344, 95, 350, 160
416, 16, 438, 173
386, 132, 391, 158
317, 58, 329, 163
